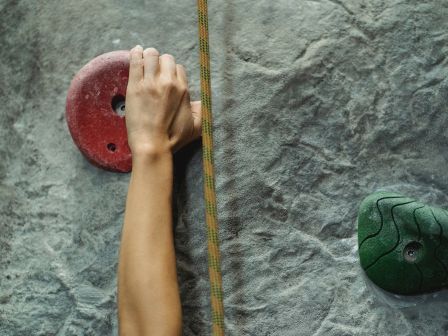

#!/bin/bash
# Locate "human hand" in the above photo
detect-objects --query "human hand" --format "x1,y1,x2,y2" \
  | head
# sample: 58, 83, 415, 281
125, 45, 202, 157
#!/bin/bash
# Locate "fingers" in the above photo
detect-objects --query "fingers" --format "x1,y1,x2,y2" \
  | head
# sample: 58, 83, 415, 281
177, 64, 191, 105
159, 54, 177, 78
191, 101, 202, 139
176, 64, 188, 86
131, 47, 177, 80
128, 45, 143, 85
143, 48, 160, 78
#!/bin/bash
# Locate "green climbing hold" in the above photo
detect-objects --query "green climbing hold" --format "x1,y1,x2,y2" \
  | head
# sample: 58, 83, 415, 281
358, 192, 448, 295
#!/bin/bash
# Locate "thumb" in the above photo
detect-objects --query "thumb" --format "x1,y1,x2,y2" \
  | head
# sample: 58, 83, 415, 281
191, 100, 202, 139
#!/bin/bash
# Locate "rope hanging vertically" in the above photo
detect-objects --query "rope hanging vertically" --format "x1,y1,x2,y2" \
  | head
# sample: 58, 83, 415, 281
197, 0, 225, 335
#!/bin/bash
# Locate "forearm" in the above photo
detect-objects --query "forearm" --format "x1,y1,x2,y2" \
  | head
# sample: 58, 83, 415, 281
118, 149, 181, 335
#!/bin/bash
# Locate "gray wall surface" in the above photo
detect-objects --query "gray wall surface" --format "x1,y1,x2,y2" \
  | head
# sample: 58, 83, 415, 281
2, 0, 448, 335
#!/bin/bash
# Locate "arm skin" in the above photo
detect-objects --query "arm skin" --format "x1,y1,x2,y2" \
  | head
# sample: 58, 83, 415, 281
117, 45, 201, 335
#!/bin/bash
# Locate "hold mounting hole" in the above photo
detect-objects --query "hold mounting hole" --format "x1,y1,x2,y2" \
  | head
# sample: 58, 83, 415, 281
404, 241, 423, 263
111, 94, 126, 116
107, 143, 117, 152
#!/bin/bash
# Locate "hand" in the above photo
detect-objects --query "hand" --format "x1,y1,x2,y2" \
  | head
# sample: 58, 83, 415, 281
125, 45, 202, 157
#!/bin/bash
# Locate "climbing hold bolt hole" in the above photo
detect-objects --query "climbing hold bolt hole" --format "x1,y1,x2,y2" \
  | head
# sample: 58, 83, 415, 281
404, 241, 423, 263
107, 143, 117, 152
111, 94, 126, 116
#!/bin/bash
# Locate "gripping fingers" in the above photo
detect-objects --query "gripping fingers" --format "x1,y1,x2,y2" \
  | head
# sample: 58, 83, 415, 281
176, 64, 188, 86
143, 48, 160, 78
128, 45, 144, 84
176, 64, 190, 105
159, 54, 177, 78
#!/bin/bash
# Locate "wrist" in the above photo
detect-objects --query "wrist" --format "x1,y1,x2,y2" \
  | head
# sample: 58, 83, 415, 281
131, 143, 172, 165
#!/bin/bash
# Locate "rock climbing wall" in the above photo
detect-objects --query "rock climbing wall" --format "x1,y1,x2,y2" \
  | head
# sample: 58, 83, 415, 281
2, 0, 448, 335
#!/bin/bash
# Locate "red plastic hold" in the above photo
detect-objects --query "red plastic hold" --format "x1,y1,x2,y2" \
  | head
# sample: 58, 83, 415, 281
66, 50, 132, 172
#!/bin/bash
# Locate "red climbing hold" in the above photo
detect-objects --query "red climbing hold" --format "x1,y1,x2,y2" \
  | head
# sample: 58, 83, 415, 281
66, 50, 132, 173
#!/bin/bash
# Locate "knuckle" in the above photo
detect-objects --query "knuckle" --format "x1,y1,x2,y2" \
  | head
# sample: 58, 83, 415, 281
141, 78, 152, 87
160, 76, 176, 89
129, 83, 145, 95
177, 83, 187, 93
143, 80, 157, 93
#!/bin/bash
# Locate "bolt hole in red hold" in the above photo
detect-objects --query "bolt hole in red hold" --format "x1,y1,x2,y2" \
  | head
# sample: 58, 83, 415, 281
107, 143, 117, 152
66, 51, 132, 172
112, 94, 126, 116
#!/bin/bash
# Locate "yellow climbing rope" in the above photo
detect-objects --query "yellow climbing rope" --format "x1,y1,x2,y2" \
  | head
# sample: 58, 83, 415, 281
197, 0, 225, 335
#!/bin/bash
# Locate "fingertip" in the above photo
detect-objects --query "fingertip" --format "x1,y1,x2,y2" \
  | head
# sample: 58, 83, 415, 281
160, 53, 174, 59
143, 47, 159, 57
159, 54, 176, 76
176, 64, 186, 74
143, 48, 160, 78
129, 45, 144, 83
160, 54, 177, 66
130, 45, 143, 60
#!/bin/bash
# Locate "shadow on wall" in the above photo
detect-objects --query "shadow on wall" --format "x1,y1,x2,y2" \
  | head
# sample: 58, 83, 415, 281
173, 139, 209, 335
220, 0, 252, 334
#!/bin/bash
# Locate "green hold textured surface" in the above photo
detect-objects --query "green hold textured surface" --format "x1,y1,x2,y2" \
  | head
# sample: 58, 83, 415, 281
358, 192, 448, 295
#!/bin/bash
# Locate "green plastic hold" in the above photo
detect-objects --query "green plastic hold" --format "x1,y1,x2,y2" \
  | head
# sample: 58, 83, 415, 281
358, 192, 448, 295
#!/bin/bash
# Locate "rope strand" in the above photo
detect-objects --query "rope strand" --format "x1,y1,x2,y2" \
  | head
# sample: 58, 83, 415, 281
197, 0, 225, 334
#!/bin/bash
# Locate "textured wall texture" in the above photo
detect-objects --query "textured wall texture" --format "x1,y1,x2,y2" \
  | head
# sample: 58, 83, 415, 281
2, 0, 448, 335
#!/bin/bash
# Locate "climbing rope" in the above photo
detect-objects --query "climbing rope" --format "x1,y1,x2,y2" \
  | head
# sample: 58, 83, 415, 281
197, 0, 225, 335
